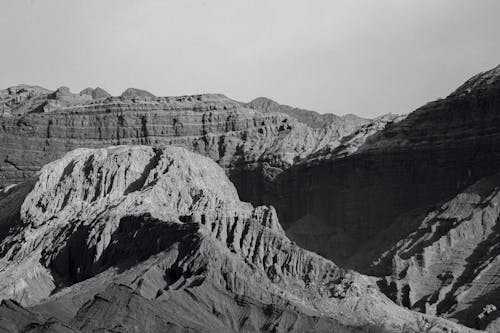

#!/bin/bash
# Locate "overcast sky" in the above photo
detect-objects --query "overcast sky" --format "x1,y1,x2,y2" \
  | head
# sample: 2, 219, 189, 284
1, 0, 499, 117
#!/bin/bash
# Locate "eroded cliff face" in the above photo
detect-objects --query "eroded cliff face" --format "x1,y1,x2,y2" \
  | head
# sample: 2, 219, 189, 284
370, 173, 500, 331
0, 87, 368, 209
273, 64, 500, 260
245, 96, 369, 129
269, 65, 500, 330
2, 65, 500, 331
0, 146, 472, 333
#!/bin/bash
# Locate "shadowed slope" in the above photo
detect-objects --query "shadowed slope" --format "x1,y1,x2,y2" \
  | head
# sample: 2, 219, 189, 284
0, 146, 474, 333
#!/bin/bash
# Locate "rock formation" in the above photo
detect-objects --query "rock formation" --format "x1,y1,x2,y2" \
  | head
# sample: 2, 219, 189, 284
245, 96, 369, 129
2, 64, 500, 331
0, 84, 52, 116
370, 173, 500, 331
79, 87, 111, 99
0, 146, 473, 332
120, 87, 156, 99
0, 88, 373, 210
270, 64, 500, 257
267, 64, 500, 330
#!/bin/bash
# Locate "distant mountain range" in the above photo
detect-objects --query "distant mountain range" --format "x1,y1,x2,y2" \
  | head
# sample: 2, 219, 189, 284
1, 64, 500, 332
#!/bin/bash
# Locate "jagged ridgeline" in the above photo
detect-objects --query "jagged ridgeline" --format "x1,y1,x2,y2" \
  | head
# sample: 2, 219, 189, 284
0, 85, 373, 197
0, 146, 472, 332
1, 64, 500, 331
273, 65, 500, 330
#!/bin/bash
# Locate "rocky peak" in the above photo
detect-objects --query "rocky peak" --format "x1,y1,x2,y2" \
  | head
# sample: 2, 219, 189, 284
246, 97, 282, 112
0, 146, 257, 303
120, 87, 156, 99
43, 86, 92, 112
451, 64, 500, 96
0, 87, 372, 209
1, 84, 51, 98
246, 97, 369, 130
79, 87, 111, 99
302, 113, 405, 163
263, 64, 500, 330
20, 145, 246, 229
79, 87, 93, 96
0, 146, 475, 332
0, 85, 52, 115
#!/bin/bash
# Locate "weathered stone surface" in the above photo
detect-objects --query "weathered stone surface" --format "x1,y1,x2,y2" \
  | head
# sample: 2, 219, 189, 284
120, 87, 156, 99
0, 146, 473, 333
245, 96, 369, 129
270, 64, 500, 259
79, 87, 111, 99
0, 90, 370, 212
43, 87, 93, 112
0, 84, 52, 116
266, 64, 500, 330
2, 64, 500, 331
369, 173, 500, 331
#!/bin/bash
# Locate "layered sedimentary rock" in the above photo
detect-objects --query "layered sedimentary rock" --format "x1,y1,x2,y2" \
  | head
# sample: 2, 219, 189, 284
2, 65, 500, 331
0, 146, 472, 332
0, 86, 371, 210
270, 64, 500, 329
0, 84, 52, 116
79, 87, 111, 99
272, 64, 500, 257
371, 173, 500, 331
120, 87, 156, 99
245, 96, 369, 129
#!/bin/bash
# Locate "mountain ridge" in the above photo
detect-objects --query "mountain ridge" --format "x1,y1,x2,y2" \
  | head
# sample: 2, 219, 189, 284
0, 145, 475, 332
245, 96, 370, 129
2, 64, 500, 331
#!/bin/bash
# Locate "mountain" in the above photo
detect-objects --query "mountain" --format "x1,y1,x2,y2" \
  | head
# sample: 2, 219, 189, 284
0, 146, 473, 333
0, 84, 52, 115
266, 64, 500, 329
0, 87, 379, 209
372, 172, 500, 331
120, 87, 156, 99
79, 87, 111, 99
245, 96, 369, 129
2, 64, 500, 331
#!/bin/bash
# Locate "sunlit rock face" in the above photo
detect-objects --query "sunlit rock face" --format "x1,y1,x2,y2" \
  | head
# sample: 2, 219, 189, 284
0, 87, 371, 210
0, 145, 474, 333
2, 65, 500, 331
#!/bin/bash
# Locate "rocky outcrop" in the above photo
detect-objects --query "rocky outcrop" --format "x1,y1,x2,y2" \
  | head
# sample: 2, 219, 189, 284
302, 113, 406, 163
3, 64, 500, 331
0, 84, 52, 116
370, 173, 500, 331
0, 89, 372, 211
79, 87, 111, 99
0, 146, 473, 333
269, 64, 500, 260
120, 87, 156, 99
264, 64, 500, 329
245, 97, 369, 129
43, 87, 93, 112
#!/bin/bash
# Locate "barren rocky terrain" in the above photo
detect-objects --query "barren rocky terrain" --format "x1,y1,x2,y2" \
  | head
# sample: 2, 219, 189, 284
0, 85, 373, 206
0, 146, 472, 332
1, 64, 500, 332
273, 64, 500, 330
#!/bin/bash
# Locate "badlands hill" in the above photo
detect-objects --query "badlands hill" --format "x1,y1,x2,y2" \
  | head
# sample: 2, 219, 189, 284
271, 64, 500, 330
0, 85, 380, 207
1, 64, 500, 331
0, 146, 472, 332
245, 96, 369, 129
